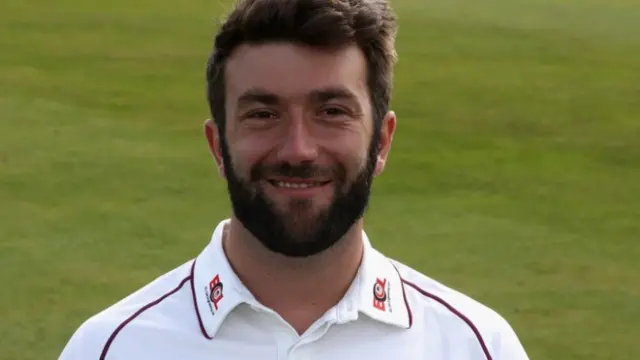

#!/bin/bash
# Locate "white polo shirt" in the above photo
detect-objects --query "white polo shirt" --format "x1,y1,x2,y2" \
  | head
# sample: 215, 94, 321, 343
59, 220, 529, 360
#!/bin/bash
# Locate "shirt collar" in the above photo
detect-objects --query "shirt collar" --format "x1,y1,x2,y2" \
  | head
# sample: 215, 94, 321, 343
190, 220, 254, 339
191, 220, 411, 339
352, 231, 412, 329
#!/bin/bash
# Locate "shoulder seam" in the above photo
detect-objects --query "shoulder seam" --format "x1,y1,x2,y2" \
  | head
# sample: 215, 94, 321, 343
402, 279, 493, 360
99, 274, 192, 360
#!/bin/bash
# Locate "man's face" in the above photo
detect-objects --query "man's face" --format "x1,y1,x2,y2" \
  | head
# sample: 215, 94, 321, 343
207, 43, 395, 257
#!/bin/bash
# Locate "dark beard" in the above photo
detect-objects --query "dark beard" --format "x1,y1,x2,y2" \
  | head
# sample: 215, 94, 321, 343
219, 134, 379, 258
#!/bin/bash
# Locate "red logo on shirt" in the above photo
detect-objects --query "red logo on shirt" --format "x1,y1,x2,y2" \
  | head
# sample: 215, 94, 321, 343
208, 275, 224, 310
373, 278, 388, 311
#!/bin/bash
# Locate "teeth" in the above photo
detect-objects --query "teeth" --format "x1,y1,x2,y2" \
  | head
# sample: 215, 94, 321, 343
275, 181, 323, 189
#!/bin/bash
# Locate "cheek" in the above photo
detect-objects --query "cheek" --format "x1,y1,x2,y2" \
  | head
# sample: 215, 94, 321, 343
326, 137, 369, 178
226, 136, 270, 178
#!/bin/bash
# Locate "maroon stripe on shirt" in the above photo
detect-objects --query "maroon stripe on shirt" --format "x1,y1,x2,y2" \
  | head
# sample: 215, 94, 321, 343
389, 262, 414, 328
402, 280, 493, 360
99, 275, 192, 360
189, 257, 214, 339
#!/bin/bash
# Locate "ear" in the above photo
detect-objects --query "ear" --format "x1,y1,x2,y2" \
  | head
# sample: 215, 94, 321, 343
374, 111, 397, 176
203, 119, 226, 178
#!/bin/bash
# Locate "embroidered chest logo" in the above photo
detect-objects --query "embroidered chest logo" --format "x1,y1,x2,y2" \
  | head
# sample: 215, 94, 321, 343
373, 277, 392, 312
204, 274, 224, 315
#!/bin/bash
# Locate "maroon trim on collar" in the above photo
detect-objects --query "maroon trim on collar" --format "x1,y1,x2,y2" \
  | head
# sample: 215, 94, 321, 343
390, 262, 413, 329
402, 280, 493, 360
99, 276, 191, 360
189, 257, 213, 340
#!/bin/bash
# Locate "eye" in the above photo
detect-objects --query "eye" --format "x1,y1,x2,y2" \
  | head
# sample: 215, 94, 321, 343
246, 110, 278, 120
319, 106, 349, 118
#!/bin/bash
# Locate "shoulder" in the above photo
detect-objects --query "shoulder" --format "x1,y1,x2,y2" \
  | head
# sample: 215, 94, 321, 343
58, 260, 195, 360
393, 258, 506, 329
391, 259, 530, 360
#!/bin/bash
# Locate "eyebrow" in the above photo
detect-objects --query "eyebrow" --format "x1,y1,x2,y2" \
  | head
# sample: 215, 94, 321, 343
235, 86, 360, 109
309, 86, 359, 104
236, 88, 280, 108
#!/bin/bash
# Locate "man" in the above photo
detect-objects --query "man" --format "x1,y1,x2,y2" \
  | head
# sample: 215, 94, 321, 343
59, 0, 530, 359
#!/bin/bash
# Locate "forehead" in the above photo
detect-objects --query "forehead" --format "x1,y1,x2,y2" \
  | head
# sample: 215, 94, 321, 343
224, 42, 369, 103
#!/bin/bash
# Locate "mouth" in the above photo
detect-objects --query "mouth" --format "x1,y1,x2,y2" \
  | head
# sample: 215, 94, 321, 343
266, 178, 331, 189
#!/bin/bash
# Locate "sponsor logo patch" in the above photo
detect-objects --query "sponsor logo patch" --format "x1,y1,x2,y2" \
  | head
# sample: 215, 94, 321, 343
204, 274, 224, 315
373, 277, 392, 312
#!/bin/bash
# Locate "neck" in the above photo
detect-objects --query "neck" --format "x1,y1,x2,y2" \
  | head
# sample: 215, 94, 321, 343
222, 217, 364, 335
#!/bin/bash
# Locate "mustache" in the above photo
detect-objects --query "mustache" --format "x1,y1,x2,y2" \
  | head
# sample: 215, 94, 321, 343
250, 162, 342, 181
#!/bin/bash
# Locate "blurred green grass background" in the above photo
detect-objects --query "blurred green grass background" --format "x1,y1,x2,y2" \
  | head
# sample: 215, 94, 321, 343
0, 0, 638, 359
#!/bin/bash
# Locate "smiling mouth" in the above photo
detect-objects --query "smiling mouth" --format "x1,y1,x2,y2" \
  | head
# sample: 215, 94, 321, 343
267, 179, 331, 189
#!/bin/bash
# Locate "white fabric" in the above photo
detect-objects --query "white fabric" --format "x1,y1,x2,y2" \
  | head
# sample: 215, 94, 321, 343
59, 219, 529, 360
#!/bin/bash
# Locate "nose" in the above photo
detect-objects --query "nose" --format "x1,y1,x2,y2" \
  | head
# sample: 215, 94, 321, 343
276, 114, 318, 164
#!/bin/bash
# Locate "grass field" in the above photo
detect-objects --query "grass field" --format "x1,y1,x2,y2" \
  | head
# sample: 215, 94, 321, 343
1, 0, 639, 359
